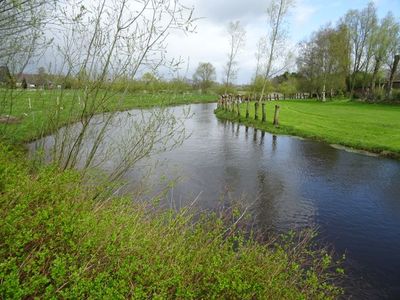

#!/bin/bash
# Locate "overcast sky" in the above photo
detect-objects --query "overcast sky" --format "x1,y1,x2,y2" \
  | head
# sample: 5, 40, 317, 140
165, 0, 400, 84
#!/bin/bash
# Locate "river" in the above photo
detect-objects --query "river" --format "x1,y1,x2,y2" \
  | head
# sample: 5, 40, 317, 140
30, 103, 400, 299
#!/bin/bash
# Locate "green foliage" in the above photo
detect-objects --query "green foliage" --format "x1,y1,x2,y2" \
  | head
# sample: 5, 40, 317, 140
215, 100, 400, 158
390, 89, 400, 102
192, 62, 216, 93
0, 144, 343, 299
248, 76, 274, 94
278, 77, 299, 94
297, 25, 349, 95
214, 84, 238, 95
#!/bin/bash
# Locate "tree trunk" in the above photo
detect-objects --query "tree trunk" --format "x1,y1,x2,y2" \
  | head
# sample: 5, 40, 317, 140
387, 54, 400, 98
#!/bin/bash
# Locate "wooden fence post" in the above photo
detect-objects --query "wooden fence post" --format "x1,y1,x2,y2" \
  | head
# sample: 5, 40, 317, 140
273, 105, 280, 126
261, 102, 266, 122
246, 100, 250, 119
255, 102, 259, 120
237, 100, 240, 117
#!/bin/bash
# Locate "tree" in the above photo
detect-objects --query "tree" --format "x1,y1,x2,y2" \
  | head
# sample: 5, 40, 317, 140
297, 25, 350, 100
0, 0, 51, 74
258, 0, 294, 101
193, 62, 216, 92
387, 54, 400, 98
340, 2, 377, 95
36, 66, 47, 87
22, 77, 28, 89
370, 12, 400, 91
224, 20, 246, 91
254, 37, 267, 79
45, 0, 195, 179
0, 66, 12, 85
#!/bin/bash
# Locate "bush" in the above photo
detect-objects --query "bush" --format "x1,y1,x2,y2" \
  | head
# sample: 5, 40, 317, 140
0, 145, 343, 299
390, 89, 400, 102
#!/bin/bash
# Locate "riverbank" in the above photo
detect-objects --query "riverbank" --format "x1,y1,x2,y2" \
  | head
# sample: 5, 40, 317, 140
0, 92, 343, 298
215, 100, 400, 159
0, 89, 217, 143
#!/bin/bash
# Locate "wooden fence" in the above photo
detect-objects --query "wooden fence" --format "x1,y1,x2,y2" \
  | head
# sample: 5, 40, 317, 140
217, 94, 284, 126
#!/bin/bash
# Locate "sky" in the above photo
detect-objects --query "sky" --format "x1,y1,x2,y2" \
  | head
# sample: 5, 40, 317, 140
165, 0, 400, 84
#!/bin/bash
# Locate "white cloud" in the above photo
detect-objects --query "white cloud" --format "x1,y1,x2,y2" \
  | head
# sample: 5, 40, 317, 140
182, 0, 270, 24
293, 1, 318, 26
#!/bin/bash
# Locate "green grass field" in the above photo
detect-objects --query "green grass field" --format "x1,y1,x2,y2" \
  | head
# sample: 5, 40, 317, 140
0, 89, 217, 143
215, 100, 400, 158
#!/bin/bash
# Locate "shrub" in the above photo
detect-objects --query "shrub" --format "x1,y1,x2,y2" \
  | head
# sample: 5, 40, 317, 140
0, 144, 343, 299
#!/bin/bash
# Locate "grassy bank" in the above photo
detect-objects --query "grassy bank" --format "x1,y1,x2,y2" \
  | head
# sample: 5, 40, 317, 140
215, 100, 400, 159
0, 143, 342, 299
0, 89, 217, 143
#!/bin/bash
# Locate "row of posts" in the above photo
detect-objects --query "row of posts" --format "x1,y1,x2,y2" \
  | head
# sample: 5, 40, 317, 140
217, 94, 280, 126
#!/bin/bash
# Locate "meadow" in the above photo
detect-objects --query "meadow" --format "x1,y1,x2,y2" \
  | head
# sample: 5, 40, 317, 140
0, 89, 217, 143
215, 99, 400, 158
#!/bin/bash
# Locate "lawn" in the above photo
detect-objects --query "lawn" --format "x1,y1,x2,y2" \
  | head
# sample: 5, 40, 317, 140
0, 89, 217, 143
215, 99, 400, 157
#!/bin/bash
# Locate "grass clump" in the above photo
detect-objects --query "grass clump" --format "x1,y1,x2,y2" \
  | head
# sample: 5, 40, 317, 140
215, 100, 400, 158
0, 144, 343, 299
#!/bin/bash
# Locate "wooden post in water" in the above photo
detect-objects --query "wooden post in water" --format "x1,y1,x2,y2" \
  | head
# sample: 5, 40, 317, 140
254, 102, 259, 120
261, 102, 266, 122
246, 100, 250, 119
237, 100, 240, 117
273, 105, 280, 126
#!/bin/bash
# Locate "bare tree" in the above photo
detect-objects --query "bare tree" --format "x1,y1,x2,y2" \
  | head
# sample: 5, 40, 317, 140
254, 37, 267, 79
0, 0, 52, 75
224, 20, 246, 91
32, 0, 196, 185
259, 0, 294, 101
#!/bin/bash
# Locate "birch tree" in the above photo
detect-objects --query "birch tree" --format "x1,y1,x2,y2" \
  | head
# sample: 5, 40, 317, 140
224, 20, 246, 91
259, 0, 294, 101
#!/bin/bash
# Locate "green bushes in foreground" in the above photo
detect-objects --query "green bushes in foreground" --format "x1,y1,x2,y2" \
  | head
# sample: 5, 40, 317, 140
0, 144, 343, 299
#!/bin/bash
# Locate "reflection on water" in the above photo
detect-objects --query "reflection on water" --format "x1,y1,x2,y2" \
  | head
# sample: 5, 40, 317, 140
30, 103, 400, 299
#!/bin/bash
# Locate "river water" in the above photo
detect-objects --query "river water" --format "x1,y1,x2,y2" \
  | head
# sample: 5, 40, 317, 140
30, 103, 400, 299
